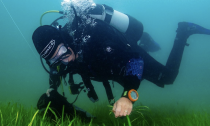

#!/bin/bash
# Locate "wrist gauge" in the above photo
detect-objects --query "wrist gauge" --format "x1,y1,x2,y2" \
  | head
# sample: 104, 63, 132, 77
127, 89, 139, 102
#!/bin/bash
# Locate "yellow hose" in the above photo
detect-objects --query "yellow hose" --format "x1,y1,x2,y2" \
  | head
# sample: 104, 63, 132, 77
40, 10, 60, 26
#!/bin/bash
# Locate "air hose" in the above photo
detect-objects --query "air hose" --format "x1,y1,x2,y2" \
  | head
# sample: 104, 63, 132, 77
40, 10, 64, 26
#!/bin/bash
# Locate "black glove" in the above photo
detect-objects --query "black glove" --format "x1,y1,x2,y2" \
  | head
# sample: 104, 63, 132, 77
87, 88, 99, 103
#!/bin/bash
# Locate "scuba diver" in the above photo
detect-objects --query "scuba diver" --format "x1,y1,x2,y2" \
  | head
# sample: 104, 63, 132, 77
32, 3, 210, 118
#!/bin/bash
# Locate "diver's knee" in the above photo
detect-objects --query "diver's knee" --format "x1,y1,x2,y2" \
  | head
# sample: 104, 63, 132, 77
159, 69, 179, 85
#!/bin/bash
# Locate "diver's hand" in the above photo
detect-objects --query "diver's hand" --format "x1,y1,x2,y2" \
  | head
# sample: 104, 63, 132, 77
46, 88, 54, 97
112, 97, 132, 118
87, 3, 106, 21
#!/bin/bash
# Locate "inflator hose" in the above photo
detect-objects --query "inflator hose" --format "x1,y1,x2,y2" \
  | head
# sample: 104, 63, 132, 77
40, 10, 63, 26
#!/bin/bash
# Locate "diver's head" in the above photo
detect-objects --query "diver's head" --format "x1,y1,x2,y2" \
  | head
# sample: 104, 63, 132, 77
32, 25, 75, 67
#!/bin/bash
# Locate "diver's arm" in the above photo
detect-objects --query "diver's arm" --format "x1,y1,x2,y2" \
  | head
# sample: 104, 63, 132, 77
78, 64, 99, 102
122, 75, 140, 102
49, 67, 61, 91
80, 73, 99, 102
112, 76, 140, 117
46, 68, 61, 97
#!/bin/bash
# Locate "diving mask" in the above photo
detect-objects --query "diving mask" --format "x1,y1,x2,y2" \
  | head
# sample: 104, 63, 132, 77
49, 45, 72, 67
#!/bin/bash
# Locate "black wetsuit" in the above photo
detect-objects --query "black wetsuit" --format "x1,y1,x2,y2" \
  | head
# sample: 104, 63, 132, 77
49, 16, 189, 98
49, 20, 142, 95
